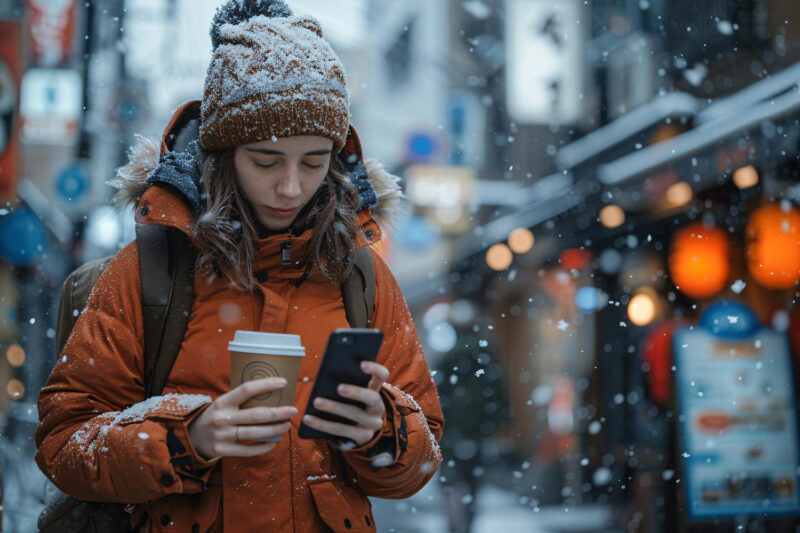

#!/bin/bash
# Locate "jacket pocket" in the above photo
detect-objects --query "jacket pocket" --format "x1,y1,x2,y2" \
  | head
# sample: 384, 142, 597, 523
308, 480, 376, 532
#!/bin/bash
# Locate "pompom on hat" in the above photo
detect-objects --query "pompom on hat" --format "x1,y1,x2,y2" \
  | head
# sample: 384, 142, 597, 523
200, 0, 350, 152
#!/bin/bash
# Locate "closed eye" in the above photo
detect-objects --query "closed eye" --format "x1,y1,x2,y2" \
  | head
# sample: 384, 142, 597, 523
303, 163, 325, 169
254, 161, 277, 169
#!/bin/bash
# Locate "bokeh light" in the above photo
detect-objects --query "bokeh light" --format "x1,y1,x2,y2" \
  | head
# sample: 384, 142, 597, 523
666, 182, 693, 207
7, 379, 25, 400
507, 227, 534, 254
599, 205, 625, 228
668, 223, 730, 298
486, 243, 513, 271
733, 165, 759, 189
6, 344, 25, 367
746, 203, 800, 289
628, 290, 657, 326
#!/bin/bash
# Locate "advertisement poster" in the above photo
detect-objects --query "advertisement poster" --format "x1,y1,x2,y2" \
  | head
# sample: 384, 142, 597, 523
26, 0, 77, 67
0, 20, 21, 201
673, 302, 800, 520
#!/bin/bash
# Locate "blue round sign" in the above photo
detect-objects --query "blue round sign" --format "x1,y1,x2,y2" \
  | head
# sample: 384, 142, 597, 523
56, 164, 89, 203
410, 134, 434, 156
0, 206, 47, 266
406, 131, 440, 164
699, 300, 760, 339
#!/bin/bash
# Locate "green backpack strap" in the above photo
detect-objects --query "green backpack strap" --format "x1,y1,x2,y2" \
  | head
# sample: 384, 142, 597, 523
136, 223, 195, 399
342, 246, 376, 328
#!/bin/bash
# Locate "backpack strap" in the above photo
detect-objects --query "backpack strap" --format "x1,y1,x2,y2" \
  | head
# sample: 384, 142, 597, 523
136, 223, 195, 398
342, 247, 376, 328
55, 257, 112, 357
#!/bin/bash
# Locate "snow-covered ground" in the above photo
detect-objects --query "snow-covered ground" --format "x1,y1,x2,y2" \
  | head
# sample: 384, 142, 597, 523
371, 481, 619, 533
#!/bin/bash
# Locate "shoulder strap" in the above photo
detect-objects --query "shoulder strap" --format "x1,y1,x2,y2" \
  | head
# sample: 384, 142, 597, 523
56, 257, 112, 357
136, 223, 195, 398
342, 247, 376, 328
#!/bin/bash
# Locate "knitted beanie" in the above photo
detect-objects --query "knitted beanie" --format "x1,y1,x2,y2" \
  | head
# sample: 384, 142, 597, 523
200, 0, 350, 152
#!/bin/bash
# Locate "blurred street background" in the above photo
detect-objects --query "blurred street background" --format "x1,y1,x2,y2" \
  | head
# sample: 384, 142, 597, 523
2, 0, 800, 531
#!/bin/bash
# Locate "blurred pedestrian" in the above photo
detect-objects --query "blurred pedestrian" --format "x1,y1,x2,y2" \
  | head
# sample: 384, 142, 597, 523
34, 1, 443, 531
435, 329, 511, 532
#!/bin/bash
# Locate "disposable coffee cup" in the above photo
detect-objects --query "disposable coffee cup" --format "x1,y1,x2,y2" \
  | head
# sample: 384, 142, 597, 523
229, 331, 305, 441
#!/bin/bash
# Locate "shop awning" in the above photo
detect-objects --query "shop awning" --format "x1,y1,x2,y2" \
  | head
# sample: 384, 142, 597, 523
439, 61, 800, 295
555, 91, 700, 170
598, 82, 800, 187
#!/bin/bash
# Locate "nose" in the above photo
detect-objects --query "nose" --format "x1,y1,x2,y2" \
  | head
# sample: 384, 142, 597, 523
276, 167, 302, 200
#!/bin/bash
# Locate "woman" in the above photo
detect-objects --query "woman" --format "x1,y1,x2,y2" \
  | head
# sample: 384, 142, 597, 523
34, 1, 444, 531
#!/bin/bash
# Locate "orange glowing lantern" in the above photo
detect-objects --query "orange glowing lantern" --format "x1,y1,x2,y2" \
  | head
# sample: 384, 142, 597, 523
746, 203, 800, 290
668, 223, 730, 298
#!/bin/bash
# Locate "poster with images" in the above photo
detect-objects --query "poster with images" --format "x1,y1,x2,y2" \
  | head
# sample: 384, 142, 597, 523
674, 314, 800, 520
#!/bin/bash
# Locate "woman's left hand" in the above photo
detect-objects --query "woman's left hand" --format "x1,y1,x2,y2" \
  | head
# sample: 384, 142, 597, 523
303, 361, 389, 447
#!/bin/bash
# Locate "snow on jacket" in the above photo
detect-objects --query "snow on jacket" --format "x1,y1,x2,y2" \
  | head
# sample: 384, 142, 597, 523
35, 101, 444, 533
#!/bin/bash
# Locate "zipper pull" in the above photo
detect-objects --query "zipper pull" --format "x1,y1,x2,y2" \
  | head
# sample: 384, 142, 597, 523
281, 240, 292, 265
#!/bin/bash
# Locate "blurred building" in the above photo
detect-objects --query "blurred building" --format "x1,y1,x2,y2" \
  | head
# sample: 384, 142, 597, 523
2, 0, 800, 532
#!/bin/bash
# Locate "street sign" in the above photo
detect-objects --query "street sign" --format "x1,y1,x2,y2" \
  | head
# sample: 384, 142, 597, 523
406, 165, 476, 234
0, 21, 21, 201
404, 130, 445, 165
674, 301, 800, 521
54, 162, 89, 206
19, 68, 82, 145
108, 80, 148, 133
0, 206, 47, 266
505, 0, 588, 124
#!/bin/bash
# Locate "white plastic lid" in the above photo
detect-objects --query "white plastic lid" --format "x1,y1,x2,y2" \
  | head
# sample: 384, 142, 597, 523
228, 331, 305, 357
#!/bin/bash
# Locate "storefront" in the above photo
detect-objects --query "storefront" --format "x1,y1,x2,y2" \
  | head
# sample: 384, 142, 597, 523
439, 61, 800, 532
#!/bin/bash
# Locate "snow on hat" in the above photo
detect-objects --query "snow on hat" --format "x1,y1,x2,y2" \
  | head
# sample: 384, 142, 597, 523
200, 0, 350, 152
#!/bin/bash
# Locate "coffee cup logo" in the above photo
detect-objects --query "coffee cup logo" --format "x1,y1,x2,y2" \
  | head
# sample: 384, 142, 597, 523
242, 361, 282, 401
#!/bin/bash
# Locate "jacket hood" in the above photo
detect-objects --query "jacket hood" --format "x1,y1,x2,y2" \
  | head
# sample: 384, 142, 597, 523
108, 100, 406, 233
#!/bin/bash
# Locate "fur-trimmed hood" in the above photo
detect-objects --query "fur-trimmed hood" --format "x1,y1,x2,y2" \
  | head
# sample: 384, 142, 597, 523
108, 102, 406, 232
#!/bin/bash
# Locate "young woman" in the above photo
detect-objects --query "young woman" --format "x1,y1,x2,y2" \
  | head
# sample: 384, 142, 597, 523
34, 1, 444, 531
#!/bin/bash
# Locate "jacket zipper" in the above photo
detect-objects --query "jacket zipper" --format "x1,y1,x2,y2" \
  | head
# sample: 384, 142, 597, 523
281, 240, 292, 266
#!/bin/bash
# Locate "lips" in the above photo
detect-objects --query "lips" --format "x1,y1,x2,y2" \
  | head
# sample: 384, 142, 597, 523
269, 207, 299, 217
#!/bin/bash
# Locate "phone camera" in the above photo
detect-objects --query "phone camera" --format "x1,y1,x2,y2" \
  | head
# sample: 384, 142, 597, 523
338, 335, 354, 345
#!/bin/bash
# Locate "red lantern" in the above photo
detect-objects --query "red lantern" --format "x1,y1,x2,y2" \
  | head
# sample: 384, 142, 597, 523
668, 222, 730, 299
746, 203, 800, 290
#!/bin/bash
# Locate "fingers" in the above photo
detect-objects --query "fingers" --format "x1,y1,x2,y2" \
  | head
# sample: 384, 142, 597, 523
302, 414, 375, 445
212, 405, 297, 427
337, 384, 383, 411
361, 361, 389, 391
217, 377, 287, 408
312, 397, 383, 431
230, 421, 292, 442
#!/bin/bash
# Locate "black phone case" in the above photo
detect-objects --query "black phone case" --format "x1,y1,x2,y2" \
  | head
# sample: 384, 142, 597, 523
298, 328, 383, 440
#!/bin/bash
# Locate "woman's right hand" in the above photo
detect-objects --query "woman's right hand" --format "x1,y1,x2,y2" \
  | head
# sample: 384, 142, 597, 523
188, 377, 297, 460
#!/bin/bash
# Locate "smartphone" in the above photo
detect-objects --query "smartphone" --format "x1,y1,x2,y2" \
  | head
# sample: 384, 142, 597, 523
298, 328, 383, 440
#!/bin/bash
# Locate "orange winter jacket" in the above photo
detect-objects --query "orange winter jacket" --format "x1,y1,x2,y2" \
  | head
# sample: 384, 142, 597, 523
35, 102, 444, 532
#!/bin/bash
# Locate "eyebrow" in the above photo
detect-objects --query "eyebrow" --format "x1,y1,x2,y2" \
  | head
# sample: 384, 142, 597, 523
245, 148, 333, 156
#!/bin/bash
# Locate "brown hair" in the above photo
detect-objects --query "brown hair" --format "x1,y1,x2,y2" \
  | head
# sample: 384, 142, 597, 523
192, 149, 361, 292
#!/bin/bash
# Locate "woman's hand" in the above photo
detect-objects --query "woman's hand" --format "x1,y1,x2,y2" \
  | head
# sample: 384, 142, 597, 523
302, 361, 390, 447
188, 377, 297, 460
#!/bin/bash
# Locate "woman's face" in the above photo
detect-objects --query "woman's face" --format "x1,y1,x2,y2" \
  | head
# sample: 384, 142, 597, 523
233, 135, 334, 231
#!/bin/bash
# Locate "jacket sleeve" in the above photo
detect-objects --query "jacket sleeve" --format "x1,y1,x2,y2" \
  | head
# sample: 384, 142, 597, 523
34, 241, 216, 504
341, 251, 444, 499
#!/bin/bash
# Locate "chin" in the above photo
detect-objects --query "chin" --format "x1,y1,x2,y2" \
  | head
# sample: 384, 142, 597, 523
259, 217, 294, 232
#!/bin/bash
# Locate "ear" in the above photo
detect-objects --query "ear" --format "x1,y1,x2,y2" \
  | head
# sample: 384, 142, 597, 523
294, 17, 323, 37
